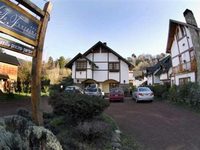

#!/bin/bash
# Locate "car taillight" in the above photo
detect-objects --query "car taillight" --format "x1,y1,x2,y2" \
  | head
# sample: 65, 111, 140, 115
138, 93, 143, 96
150, 93, 154, 96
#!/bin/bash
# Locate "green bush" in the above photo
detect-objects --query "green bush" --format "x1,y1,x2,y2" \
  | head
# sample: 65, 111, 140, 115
187, 83, 200, 106
75, 120, 111, 142
49, 93, 109, 124
148, 84, 170, 99
168, 82, 200, 108
168, 85, 178, 102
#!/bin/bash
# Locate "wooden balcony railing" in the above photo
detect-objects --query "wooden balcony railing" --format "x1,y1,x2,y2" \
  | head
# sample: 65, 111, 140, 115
173, 60, 197, 74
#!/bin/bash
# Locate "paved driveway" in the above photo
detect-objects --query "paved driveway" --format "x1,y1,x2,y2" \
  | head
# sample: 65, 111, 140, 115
106, 98, 200, 150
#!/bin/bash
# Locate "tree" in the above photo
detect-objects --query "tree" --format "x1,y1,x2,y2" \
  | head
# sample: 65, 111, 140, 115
47, 56, 54, 69
58, 56, 66, 68
17, 59, 32, 93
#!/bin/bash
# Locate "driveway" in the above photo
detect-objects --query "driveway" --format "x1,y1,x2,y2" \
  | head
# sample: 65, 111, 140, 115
106, 98, 200, 150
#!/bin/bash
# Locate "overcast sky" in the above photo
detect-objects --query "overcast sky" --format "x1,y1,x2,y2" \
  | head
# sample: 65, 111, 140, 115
4, 0, 200, 61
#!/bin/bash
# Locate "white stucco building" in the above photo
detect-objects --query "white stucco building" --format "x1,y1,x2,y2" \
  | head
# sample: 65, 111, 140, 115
166, 9, 199, 85
66, 41, 133, 93
129, 70, 147, 87
146, 55, 172, 85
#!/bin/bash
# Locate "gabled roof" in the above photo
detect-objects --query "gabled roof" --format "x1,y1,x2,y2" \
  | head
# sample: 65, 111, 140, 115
65, 41, 133, 69
0, 53, 20, 66
146, 55, 172, 76
83, 41, 133, 68
155, 55, 172, 76
146, 63, 160, 75
166, 19, 200, 53
65, 53, 98, 69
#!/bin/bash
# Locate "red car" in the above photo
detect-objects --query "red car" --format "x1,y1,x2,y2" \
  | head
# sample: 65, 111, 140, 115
109, 88, 124, 102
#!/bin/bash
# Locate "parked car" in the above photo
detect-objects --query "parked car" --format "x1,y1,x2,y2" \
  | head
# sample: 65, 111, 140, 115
84, 87, 103, 98
132, 87, 154, 102
109, 87, 124, 102
64, 86, 84, 94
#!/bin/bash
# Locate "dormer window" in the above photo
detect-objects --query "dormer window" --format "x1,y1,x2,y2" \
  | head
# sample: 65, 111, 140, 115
109, 62, 120, 72
76, 60, 87, 71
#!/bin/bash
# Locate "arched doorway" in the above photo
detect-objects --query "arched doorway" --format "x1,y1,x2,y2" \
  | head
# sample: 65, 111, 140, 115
102, 79, 119, 94
82, 79, 98, 88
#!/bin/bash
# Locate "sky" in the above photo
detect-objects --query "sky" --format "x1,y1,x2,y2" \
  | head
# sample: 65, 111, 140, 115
4, 0, 200, 61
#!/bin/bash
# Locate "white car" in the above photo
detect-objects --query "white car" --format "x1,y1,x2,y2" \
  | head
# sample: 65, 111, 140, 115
132, 87, 154, 103
64, 86, 84, 94
84, 87, 104, 98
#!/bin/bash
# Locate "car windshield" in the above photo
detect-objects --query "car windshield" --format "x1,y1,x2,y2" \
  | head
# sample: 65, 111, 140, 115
65, 87, 74, 90
86, 88, 97, 92
138, 87, 151, 92
110, 88, 123, 93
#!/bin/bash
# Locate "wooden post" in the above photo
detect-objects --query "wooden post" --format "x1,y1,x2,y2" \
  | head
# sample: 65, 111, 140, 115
31, 1, 52, 125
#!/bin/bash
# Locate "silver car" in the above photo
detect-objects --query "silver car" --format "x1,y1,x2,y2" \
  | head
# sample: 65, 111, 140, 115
64, 86, 84, 94
132, 87, 154, 102
84, 87, 103, 98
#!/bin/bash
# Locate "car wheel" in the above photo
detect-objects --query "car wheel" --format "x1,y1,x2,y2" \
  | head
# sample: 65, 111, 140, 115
136, 98, 138, 103
121, 99, 124, 102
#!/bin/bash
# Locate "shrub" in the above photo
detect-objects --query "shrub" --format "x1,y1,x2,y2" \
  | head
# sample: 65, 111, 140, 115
148, 84, 170, 99
75, 120, 111, 142
168, 82, 200, 108
49, 93, 109, 124
168, 85, 178, 102
186, 83, 200, 107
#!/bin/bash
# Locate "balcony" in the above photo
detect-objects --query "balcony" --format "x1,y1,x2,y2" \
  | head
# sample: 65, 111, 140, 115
173, 60, 197, 74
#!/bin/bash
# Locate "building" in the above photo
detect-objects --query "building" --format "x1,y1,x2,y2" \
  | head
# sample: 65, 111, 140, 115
0, 53, 20, 92
166, 9, 200, 85
66, 41, 133, 94
146, 55, 172, 85
129, 70, 147, 87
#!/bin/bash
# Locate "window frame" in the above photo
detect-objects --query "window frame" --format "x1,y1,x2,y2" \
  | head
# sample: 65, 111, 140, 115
76, 60, 87, 71
179, 77, 191, 85
108, 62, 120, 72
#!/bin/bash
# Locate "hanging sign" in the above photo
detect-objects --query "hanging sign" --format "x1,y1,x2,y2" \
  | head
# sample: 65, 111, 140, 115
0, 0, 41, 46
0, 37, 35, 56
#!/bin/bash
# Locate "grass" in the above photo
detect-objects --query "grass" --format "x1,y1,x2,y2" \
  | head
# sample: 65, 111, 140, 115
103, 113, 141, 150
0, 91, 49, 101
0, 92, 30, 101
102, 113, 119, 130
121, 134, 141, 150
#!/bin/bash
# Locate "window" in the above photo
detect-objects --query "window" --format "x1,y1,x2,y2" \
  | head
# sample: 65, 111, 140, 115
108, 62, 119, 72
179, 77, 191, 85
76, 61, 87, 71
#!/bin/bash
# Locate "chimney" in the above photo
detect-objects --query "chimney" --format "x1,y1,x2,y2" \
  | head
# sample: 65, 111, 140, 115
103, 42, 107, 46
183, 9, 198, 27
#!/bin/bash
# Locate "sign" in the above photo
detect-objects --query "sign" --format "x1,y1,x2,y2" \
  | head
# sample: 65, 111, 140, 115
0, 0, 40, 46
0, 37, 35, 57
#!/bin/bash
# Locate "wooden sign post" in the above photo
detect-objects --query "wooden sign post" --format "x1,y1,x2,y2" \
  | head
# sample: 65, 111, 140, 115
0, 0, 52, 125
31, 2, 52, 125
